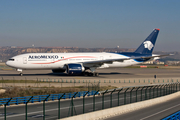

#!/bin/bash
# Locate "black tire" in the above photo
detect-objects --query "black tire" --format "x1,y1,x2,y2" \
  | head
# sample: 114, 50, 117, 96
83, 72, 88, 76
88, 73, 93, 76
95, 73, 99, 76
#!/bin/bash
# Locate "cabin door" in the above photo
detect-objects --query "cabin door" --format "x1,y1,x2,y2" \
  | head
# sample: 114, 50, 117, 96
23, 57, 27, 64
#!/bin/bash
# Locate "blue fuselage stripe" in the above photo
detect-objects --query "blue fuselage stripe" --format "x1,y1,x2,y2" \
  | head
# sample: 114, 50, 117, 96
110, 52, 152, 62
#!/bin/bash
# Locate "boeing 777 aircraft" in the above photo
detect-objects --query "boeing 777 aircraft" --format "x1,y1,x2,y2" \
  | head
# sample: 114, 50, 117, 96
6, 29, 170, 76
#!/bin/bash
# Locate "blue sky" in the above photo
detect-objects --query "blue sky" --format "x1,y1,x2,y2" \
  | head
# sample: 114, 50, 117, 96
0, 0, 180, 52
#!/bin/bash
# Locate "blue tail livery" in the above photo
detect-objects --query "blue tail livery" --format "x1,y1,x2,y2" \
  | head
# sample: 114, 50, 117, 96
134, 28, 160, 54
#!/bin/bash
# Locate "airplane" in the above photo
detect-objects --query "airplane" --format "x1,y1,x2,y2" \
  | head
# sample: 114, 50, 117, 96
6, 28, 170, 76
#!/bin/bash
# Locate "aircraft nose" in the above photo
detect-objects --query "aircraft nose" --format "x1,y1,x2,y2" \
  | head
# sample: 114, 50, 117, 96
5, 61, 10, 66
6, 61, 13, 67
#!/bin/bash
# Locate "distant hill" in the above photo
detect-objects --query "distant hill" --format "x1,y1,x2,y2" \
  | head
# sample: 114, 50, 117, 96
0, 46, 179, 62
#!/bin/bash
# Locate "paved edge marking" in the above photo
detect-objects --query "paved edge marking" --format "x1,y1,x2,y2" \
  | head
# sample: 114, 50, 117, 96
59, 91, 180, 120
139, 103, 180, 120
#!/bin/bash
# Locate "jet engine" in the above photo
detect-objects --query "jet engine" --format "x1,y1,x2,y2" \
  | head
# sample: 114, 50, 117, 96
65, 63, 85, 75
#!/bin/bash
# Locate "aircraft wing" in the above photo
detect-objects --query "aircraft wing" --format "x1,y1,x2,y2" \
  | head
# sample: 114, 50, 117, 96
82, 54, 172, 67
82, 57, 130, 68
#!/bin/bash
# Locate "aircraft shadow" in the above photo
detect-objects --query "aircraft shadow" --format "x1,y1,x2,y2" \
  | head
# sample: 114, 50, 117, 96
99, 72, 132, 75
0, 72, 133, 77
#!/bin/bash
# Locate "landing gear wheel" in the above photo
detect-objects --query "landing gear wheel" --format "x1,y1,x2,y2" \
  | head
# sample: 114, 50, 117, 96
20, 73, 23, 76
88, 72, 99, 76
83, 72, 88, 76
88, 73, 93, 76
95, 73, 99, 76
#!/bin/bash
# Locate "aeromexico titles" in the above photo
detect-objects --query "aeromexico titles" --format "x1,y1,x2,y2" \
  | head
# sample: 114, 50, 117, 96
6, 29, 171, 76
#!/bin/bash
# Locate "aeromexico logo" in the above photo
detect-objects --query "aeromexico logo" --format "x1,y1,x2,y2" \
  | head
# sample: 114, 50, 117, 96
143, 41, 154, 50
28, 55, 59, 59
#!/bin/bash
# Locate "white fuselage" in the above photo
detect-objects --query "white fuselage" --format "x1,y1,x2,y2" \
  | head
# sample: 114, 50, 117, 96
6, 52, 140, 70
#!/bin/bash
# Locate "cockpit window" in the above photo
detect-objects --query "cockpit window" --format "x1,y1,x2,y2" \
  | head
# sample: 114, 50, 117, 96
9, 59, 15, 61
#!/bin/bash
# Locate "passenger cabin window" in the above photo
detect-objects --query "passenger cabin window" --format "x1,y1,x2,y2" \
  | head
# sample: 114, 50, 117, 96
9, 59, 15, 61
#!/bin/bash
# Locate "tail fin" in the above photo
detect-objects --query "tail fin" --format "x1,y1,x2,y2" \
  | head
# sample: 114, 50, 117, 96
134, 28, 160, 54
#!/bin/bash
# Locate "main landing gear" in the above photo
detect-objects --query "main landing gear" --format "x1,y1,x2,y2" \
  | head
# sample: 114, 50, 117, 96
83, 72, 99, 76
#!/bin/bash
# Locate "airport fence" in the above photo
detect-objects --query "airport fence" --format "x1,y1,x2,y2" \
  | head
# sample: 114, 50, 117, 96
0, 77, 179, 89
0, 83, 179, 120
37, 78, 179, 84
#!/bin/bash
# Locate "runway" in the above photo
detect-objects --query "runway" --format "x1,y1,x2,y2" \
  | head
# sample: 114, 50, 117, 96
1, 67, 180, 88
1, 67, 180, 80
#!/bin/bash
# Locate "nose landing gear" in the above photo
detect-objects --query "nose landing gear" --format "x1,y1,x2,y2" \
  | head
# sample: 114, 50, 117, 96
19, 73, 23, 76
17, 69, 23, 76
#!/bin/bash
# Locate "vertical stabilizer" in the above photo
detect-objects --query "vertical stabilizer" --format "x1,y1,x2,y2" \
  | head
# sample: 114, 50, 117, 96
134, 29, 160, 54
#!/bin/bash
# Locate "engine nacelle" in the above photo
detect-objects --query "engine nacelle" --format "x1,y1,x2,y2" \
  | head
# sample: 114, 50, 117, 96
66, 63, 85, 75
52, 69, 66, 73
